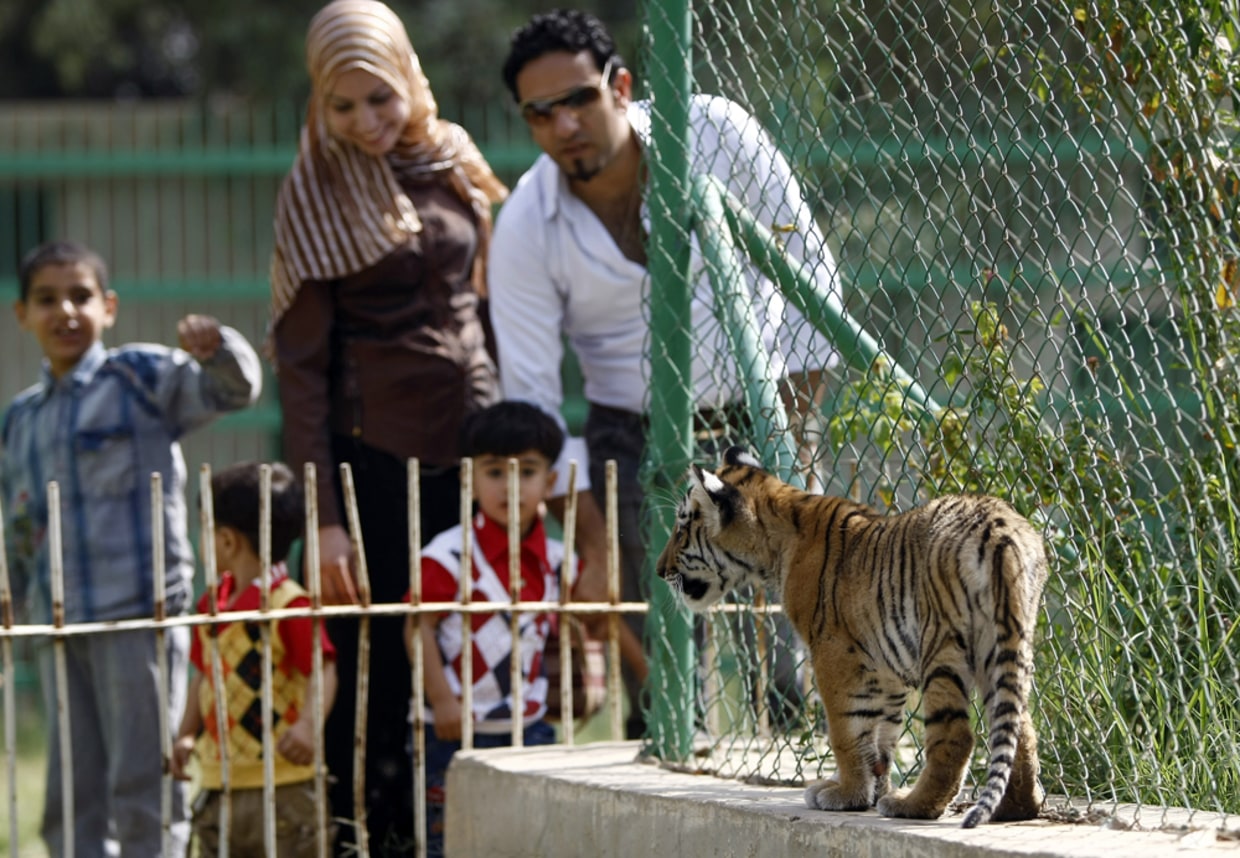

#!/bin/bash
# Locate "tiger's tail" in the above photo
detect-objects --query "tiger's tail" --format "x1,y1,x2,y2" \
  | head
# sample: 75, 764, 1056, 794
961, 681, 1026, 827
961, 537, 1039, 829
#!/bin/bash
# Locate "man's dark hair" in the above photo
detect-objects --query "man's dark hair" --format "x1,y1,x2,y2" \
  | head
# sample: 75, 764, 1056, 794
210, 461, 305, 564
502, 8, 623, 101
460, 400, 564, 465
18, 240, 109, 302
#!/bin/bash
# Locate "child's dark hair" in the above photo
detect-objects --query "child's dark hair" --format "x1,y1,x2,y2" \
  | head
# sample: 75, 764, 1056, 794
210, 461, 305, 564
18, 240, 109, 302
460, 401, 564, 464
502, 9, 623, 101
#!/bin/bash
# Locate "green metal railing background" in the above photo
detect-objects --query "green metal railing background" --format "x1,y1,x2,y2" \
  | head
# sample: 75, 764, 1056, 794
639, 0, 1240, 825
0, 99, 547, 480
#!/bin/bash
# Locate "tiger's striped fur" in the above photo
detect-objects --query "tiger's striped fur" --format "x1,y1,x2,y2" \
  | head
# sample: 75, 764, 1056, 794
656, 447, 1047, 828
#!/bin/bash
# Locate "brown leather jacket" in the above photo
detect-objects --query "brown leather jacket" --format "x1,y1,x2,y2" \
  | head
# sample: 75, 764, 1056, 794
274, 176, 499, 526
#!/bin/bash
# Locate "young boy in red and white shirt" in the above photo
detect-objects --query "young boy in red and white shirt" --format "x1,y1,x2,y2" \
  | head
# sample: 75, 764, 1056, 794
404, 400, 596, 856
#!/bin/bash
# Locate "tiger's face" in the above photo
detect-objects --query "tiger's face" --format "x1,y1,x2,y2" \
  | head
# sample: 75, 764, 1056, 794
656, 463, 751, 612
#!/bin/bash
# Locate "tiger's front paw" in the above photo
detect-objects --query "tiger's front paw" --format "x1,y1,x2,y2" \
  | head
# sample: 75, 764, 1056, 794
804, 776, 873, 812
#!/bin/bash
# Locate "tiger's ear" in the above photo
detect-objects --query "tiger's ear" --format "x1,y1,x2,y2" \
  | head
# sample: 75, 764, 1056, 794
723, 446, 763, 470
689, 463, 726, 495
688, 464, 742, 530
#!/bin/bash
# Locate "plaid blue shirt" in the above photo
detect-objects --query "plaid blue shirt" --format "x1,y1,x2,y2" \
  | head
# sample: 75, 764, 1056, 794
1, 328, 262, 624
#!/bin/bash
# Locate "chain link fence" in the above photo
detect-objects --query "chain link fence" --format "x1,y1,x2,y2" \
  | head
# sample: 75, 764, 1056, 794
638, 0, 1240, 823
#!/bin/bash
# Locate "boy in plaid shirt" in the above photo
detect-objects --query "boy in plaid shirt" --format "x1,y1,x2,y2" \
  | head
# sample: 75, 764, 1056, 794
2, 239, 262, 857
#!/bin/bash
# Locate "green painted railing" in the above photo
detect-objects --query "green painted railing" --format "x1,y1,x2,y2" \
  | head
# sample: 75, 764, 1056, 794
0, 143, 542, 178
643, 0, 698, 762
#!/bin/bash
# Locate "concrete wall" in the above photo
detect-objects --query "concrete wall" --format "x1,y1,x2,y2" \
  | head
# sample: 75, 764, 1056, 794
447, 741, 1239, 858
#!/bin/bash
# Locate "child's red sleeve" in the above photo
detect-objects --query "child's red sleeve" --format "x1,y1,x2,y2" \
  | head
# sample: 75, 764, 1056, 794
417, 557, 459, 604
187, 590, 213, 672
278, 594, 336, 676
189, 627, 204, 672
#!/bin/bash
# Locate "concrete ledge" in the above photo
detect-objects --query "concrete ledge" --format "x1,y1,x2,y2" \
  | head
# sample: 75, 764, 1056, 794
446, 741, 1240, 858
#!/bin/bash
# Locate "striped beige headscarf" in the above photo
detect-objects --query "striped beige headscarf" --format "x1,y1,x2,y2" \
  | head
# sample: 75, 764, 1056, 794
269, 0, 507, 337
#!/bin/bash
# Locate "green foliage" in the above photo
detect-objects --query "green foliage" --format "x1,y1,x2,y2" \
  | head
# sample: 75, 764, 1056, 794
826, 300, 1129, 532
1053, 0, 1240, 383
1059, 0, 1240, 811
1068, 0, 1240, 130
0, 689, 47, 852
0, 0, 642, 103
952, 4, 1240, 808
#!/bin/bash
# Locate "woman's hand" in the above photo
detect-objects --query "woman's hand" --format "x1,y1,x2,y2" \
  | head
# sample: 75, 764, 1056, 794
318, 524, 359, 604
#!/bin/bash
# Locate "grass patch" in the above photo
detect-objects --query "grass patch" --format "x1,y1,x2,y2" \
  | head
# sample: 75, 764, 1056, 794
0, 687, 48, 856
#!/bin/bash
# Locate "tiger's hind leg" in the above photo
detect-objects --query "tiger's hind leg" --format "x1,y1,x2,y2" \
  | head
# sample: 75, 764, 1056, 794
870, 688, 910, 801
805, 703, 880, 811
805, 672, 906, 813
990, 709, 1044, 822
877, 666, 973, 820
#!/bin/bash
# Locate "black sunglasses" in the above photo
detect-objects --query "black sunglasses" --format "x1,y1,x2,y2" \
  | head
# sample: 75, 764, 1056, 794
519, 59, 614, 127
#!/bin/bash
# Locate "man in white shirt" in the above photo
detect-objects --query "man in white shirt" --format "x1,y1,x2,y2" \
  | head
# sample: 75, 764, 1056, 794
490, 9, 840, 738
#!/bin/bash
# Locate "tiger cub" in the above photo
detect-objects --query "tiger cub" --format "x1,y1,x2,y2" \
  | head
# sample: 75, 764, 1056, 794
656, 447, 1047, 828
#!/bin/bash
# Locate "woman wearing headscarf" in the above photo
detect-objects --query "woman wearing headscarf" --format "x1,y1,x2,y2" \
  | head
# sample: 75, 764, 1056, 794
268, 0, 507, 851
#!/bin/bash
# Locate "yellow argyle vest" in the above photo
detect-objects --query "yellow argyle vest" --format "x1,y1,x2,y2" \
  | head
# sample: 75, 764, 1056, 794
194, 578, 316, 789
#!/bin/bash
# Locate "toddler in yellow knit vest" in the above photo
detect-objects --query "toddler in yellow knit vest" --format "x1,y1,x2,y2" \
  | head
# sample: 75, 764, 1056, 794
171, 461, 337, 855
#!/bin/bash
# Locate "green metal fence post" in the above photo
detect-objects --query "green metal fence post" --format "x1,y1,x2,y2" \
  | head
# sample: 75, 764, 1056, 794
690, 176, 802, 485
644, 0, 696, 760
713, 177, 942, 422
